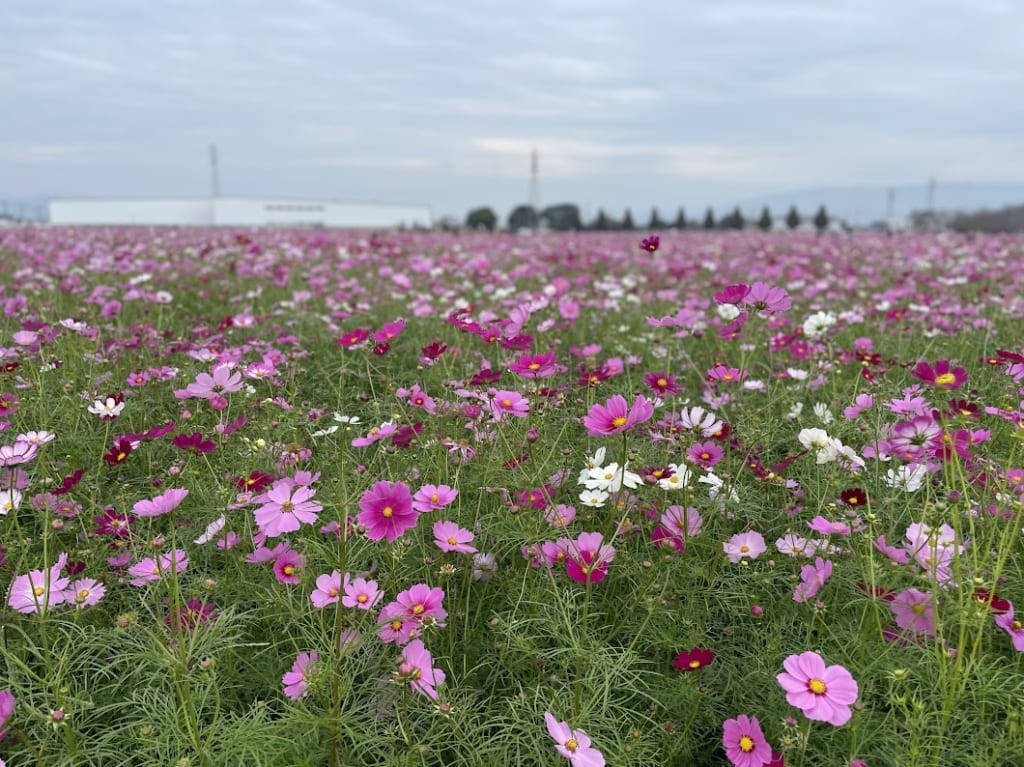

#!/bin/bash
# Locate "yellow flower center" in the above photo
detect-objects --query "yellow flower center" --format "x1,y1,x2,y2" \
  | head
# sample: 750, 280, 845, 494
611, 416, 628, 428
688, 660, 701, 669
1013, 620, 1022, 631
657, 378, 667, 387
740, 545, 750, 553
565, 738, 579, 752
502, 398, 512, 407
934, 372, 956, 386
912, 603, 926, 615
281, 500, 293, 512
390, 619, 402, 631
431, 493, 439, 503
808, 678, 827, 695
447, 536, 458, 545
382, 506, 393, 518
412, 604, 425, 615
357, 594, 368, 603
739, 735, 755, 752
284, 565, 294, 575
529, 363, 540, 370
34, 586, 45, 596
78, 589, 90, 600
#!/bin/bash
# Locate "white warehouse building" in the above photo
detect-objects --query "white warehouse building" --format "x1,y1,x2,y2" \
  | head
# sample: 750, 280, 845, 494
48, 197, 433, 229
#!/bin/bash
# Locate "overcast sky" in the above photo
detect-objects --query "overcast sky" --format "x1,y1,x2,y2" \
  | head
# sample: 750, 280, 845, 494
3, 0, 1022, 219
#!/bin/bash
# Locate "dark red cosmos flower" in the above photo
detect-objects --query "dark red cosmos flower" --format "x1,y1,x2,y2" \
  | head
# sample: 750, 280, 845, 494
166, 597, 219, 633
856, 583, 895, 601
236, 471, 275, 493
672, 647, 715, 672
172, 432, 216, 454
470, 368, 503, 386
103, 438, 134, 465
971, 588, 1011, 614
372, 342, 390, 356
53, 469, 84, 496
839, 488, 868, 508
947, 399, 979, 420
420, 340, 447, 360
391, 422, 423, 449
640, 234, 660, 253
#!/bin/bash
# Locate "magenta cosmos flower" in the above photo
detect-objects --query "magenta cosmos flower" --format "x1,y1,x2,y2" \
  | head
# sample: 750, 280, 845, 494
490, 389, 530, 420
910, 359, 968, 390
565, 531, 616, 584
412, 483, 458, 512
722, 714, 772, 767
342, 576, 383, 610
0, 689, 13, 741
357, 480, 417, 542
776, 651, 859, 726
544, 711, 605, 767
582, 394, 654, 437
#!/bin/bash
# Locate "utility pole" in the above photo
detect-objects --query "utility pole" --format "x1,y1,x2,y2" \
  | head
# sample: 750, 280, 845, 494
886, 187, 895, 220
927, 176, 935, 212
210, 143, 221, 198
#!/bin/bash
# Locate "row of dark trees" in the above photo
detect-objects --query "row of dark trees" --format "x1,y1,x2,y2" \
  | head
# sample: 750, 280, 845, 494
465, 204, 832, 232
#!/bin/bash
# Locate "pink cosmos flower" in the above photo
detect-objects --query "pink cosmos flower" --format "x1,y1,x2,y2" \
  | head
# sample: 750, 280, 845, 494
890, 588, 937, 636
282, 651, 318, 700
351, 422, 398, 447
545, 711, 605, 767
687, 440, 723, 469
342, 576, 383, 610
843, 393, 875, 420
310, 570, 345, 608
565, 531, 616, 584
7, 554, 69, 613
132, 487, 189, 517
399, 639, 446, 700
127, 550, 189, 587
433, 520, 477, 553
793, 558, 833, 603
546, 503, 577, 527
357, 480, 417, 542
412, 484, 458, 512
490, 389, 530, 420
722, 714, 772, 767
582, 394, 653, 437
396, 383, 437, 414
67, 578, 106, 608
0, 440, 38, 467
373, 319, 406, 343
272, 549, 306, 585
0, 689, 13, 741
509, 351, 559, 379
777, 651, 859, 726
994, 606, 1024, 652
807, 516, 853, 536
723, 531, 766, 563
910, 359, 968, 390
706, 365, 747, 383
185, 364, 243, 399
745, 282, 792, 313
253, 479, 322, 538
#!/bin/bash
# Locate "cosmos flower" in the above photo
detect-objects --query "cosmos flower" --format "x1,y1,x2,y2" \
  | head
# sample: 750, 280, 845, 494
776, 651, 859, 726
544, 712, 605, 767
722, 714, 772, 767
582, 394, 653, 437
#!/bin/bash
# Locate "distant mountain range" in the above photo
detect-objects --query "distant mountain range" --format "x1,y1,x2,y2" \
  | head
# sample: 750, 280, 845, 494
737, 181, 1024, 226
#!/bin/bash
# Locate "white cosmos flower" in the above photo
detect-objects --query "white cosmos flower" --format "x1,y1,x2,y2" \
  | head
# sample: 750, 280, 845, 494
658, 463, 692, 491
88, 397, 125, 418
583, 463, 643, 493
579, 489, 609, 508
0, 488, 22, 516
194, 515, 227, 545
802, 311, 837, 338
577, 447, 607, 484
813, 403, 834, 425
798, 427, 831, 450
884, 464, 929, 492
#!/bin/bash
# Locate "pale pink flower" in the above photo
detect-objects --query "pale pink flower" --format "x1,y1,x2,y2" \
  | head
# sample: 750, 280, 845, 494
310, 571, 345, 608
412, 484, 458, 513
132, 487, 189, 517
342, 576, 383, 610
723, 531, 766, 563
282, 651, 317, 700
544, 711, 605, 767
399, 639, 446, 700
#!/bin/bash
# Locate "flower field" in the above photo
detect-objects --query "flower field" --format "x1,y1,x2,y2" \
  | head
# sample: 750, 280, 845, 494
2, 226, 1024, 767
